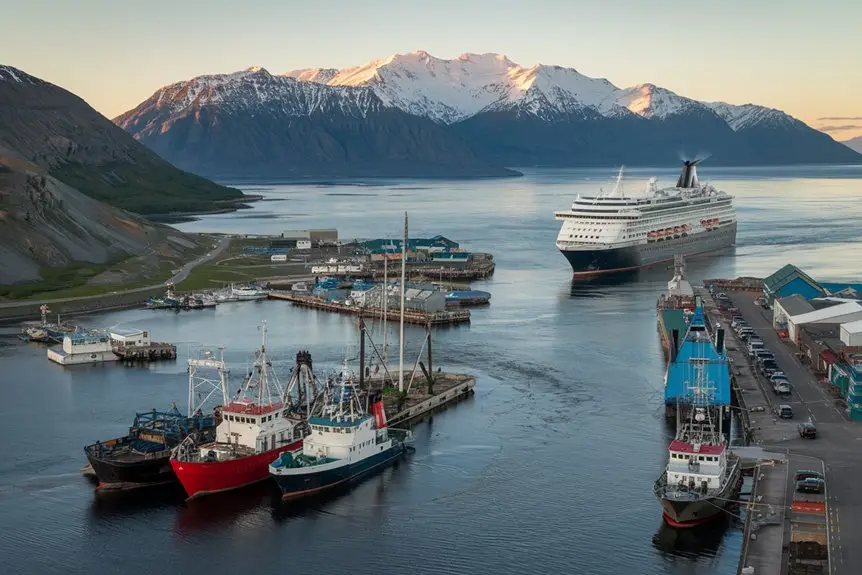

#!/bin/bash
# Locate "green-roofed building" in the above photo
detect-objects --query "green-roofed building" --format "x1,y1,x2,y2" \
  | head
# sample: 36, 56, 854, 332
762, 264, 825, 306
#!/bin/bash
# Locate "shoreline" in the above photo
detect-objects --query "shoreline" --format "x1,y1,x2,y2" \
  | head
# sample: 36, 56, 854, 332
145, 194, 264, 223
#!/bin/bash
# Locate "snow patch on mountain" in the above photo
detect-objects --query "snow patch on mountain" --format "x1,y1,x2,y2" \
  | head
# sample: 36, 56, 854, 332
706, 102, 797, 131
603, 83, 701, 119
285, 67, 339, 84
0, 65, 40, 84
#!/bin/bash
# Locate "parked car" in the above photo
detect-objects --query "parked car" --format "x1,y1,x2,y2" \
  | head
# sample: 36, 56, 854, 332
776, 404, 794, 419
795, 469, 824, 482
748, 343, 765, 356
798, 422, 817, 439
770, 374, 789, 385
731, 319, 746, 329
761, 362, 779, 377
773, 381, 792, 395
796, 478, 825, 494
755, 351, 775, 363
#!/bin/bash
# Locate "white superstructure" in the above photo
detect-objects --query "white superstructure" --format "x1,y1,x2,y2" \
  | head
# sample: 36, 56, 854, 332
554, 161, 737, 275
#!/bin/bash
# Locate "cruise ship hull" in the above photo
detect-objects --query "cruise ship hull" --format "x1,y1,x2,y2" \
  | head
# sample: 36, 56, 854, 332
561, 223, 737, 276
272, 443, 407, 501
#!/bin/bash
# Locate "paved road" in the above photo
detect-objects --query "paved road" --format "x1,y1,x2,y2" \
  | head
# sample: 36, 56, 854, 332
0, 237, 230, 309
727, 291, 860, 575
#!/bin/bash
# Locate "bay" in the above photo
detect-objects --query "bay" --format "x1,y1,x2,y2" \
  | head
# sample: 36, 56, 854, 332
1, 165, 860, 575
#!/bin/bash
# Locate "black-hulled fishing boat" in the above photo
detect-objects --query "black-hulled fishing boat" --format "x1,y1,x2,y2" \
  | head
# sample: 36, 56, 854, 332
85, 405, 220, 490
84, 347, 229, 491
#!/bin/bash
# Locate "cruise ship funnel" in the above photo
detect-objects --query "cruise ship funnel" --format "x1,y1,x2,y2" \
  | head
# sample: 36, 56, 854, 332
676, 160, 701, 189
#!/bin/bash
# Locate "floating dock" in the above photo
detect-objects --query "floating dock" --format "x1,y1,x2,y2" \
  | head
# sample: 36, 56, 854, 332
269, 292, 471, 326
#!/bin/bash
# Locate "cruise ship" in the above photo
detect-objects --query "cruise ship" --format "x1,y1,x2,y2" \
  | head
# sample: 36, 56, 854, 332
555, 160, 736, 276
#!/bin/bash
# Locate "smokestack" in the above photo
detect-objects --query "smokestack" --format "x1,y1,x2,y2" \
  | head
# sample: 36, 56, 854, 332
716, 328, 725, 355
671, 329, 680, 362
676, 160, 701, 188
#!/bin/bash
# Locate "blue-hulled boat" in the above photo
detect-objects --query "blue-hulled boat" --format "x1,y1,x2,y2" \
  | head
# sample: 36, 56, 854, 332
269, 382, 412, 501
445, 289, 491, 307
663, 301, 731, 421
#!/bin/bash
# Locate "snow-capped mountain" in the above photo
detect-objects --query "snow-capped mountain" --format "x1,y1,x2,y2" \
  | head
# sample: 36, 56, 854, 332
284, 51, 799, 129
706, 101, 802, 131
287, 51, 622, 123
115, 64, 513, 179
114, 50, 861, 178
117, 66, 379, 127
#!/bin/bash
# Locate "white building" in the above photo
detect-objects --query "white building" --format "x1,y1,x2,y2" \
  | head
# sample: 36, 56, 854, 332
296, 240, 311, 250
48, 333, 117, 366
787, 301, 862, 342
840, 319, 862, 347
772, 294, 814, 329
110, 328, 151, 349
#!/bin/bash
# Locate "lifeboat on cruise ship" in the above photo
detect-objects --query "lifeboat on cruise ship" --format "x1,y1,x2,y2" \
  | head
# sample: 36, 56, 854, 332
673, 226, 681, 238
648, 231, 657, 242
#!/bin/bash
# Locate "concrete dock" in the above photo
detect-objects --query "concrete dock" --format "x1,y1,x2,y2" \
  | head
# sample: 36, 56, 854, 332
269, 292, 471, 326
698, 285, 861, 574
371, 371, 477, 426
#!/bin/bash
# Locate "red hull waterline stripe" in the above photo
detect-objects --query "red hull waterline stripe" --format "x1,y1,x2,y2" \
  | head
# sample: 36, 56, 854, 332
661, 512, 720, 529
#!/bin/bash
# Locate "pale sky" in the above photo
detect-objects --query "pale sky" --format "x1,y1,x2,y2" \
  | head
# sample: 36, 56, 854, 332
2, 0, 860, 139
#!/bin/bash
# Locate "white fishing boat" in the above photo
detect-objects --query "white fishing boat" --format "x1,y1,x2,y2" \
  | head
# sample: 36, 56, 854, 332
231, 285, 269, 301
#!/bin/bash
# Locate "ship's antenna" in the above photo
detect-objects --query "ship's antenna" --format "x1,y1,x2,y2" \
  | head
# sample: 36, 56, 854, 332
610, 165, 625, 197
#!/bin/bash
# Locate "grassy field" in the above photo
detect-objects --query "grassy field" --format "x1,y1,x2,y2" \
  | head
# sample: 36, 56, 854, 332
0, 239, 216, 301
176, 237, 309, 291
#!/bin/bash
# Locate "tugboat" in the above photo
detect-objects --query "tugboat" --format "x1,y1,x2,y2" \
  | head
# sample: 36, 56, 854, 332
83, 348, 227, 490
170, 323, 316, 499
269, 380, 412, 500
653, 363, 741, 528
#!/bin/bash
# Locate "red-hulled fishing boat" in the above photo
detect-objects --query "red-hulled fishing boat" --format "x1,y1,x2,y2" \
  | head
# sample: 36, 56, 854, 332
170, 322, 318, 499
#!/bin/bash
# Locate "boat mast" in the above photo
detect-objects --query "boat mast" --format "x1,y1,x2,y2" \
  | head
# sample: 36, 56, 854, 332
398, 212, 407, 393
383, 250, 388, 369
259, 320, 267, 406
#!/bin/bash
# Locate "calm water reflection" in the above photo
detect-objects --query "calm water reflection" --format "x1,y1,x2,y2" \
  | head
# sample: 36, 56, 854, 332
2, 166, 861, 574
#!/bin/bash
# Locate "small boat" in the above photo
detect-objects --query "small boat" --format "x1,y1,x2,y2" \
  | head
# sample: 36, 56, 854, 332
269, 385, 412, 501
445, 290, 491, 307
194, 293, 218, 308
231, 285, 269, 301
170, 325, 315, 500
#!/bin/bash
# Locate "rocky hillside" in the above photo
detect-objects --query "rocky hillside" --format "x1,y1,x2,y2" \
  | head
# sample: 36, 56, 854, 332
0, 65, 244, 214
0, 155, 201, 288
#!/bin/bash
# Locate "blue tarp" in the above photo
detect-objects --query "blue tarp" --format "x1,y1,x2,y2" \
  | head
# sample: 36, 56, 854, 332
664, 306, 731, 406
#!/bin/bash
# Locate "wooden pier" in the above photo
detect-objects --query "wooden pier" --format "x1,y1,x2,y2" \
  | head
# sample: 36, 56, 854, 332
268, 292, 471, 326
113, 343, 177, 362
386, 373, 476, 426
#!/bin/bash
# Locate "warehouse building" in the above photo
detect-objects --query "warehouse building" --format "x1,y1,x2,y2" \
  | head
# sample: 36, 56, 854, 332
762, 264, 825, 306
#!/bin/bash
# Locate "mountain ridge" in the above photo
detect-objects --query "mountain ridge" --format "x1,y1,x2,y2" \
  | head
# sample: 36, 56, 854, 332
114, 50, 861, 178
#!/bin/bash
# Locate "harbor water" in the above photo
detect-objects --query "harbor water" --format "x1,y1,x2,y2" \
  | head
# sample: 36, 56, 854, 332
1, 166, 861, 575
